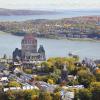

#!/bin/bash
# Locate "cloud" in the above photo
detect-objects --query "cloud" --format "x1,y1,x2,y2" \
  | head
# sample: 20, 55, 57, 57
0, 0, 100, 9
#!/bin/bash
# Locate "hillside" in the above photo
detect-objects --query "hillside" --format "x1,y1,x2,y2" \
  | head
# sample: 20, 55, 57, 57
0, 16, 100, 39
0, 8, 57, 16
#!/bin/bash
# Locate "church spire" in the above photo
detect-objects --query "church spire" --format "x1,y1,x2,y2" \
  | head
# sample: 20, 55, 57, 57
61, 63, 68, 81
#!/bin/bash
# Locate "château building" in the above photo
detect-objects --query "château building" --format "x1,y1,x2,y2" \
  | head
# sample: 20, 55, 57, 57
13, 34, 46, 62
13, 48, 21, 62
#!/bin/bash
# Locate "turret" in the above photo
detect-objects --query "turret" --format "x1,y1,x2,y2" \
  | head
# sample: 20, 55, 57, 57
38, 45, 46, 61
13, 48, 21, 62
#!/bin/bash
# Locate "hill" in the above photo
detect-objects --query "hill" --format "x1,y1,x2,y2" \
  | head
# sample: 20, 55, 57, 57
0, 8, 57, 16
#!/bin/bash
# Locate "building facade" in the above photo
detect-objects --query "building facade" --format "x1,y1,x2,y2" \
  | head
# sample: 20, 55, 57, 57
13, 34, 46, 62
13, 48, 22, 62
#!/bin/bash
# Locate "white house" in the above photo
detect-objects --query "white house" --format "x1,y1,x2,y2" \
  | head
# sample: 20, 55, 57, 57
0, 77, 8, 82
61, 90, 74, 100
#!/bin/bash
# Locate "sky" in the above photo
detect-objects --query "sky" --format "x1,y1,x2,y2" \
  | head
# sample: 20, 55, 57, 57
0, 0, 100, 10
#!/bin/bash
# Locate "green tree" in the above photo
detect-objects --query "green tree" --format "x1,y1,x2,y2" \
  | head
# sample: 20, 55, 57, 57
50, 68, 61, 83
90, 82, 100, 100
23, 90, 39, 100
52, 92, 61, 100
54, 87, 61, 93
15, 91, 24, 100
92, 88, 100, 100
41, 61, 51, 73
47, 79, 54, 84
95, 74, 100, 81
8, 81, 21, 87
39, 92, 52, 100
75, 89, 92, 100
24, 69, 33, 74
90, 82, 100, 89
78, 69, 96, 88
5, 90, 16, 100
3, 54, 7, 59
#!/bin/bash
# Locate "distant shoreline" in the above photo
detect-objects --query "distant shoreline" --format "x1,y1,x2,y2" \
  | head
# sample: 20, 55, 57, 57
37, 36, 100, 42
0, 31, 100, 42
0, 8, 59, 16
0, 9, 100, 21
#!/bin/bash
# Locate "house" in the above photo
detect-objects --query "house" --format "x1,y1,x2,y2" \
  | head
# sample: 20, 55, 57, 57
0, 64, 6, 72
68, 75, 76, 81
22, 85, 39, 90
35, 81, 57, 92
0, 76, 9, 86
82, 58, 98, 71
0, 77, 8, 82
4, 85, 39, 92
60, 90, 74, 100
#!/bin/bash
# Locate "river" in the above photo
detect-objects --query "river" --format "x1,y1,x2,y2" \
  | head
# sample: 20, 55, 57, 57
0, 33, 100, 60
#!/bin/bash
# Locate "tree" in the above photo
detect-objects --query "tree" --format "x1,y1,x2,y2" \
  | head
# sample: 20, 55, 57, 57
90, 82, 100, 89
52, 92, 61, 100
8, 81, 21, 87
47, 79, 54, 84
39, 92, 52, 100
75, 89, 92, 100
41, 61, 50, 73
35, 75, 48, 82
24, 69, 33, 74
2, 90, 39, 100
54, 87, 61, 93
23, 90, 39, 100
15, 91, 24, 100
41, 61, 52, 68
5, 90, 16, 100
50, 68, 61, 84
95, 73, 100, 81
24, 92, 31, 100
90, 82, 100, 100
54, 58, 65, 69
92, 88, 100, 100
3, 54, 7, 59
95, 69, 100, 81
77, 69, 96, 88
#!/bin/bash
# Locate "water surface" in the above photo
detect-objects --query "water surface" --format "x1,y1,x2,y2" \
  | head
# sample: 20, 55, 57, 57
0, 33, 100, 60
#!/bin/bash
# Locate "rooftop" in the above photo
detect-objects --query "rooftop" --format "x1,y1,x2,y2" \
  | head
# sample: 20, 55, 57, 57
24, 34, 36, 40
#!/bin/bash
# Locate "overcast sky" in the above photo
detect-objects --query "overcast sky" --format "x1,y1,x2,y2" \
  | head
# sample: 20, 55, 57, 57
0, 0, 100, 10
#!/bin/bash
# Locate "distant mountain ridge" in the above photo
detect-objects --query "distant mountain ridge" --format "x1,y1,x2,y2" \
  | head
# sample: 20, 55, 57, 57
0, 8, 58, 16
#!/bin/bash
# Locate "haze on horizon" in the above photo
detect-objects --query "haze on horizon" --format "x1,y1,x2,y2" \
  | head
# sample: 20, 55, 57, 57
0, 0, 100, 10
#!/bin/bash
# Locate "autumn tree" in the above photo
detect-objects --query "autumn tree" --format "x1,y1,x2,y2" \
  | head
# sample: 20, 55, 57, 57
77, 69, 96, 88
39, 92, 52, 100
8, 81, 21, 87
74, 89, 92, 100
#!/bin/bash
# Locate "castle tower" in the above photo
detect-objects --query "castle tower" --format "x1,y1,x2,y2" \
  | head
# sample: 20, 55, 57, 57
13, 48, 21, 62
38, 45, 46, 61
21, 34, 37, 60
